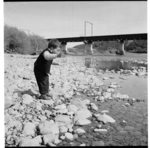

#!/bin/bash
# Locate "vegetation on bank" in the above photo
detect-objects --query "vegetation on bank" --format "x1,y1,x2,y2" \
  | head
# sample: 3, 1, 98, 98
68, 40, 147, 54
4, 25, 48, 54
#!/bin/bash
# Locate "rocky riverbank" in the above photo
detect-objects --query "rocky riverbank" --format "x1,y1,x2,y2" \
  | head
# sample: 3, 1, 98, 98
4, 54, 148, 146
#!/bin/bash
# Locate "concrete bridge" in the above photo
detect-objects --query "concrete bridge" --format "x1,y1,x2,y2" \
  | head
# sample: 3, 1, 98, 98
47, 33, 147, 55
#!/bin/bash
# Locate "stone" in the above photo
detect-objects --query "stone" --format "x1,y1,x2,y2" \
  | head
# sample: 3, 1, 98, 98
94, 129, 107, 134
19, 138, 41, 146
75, 118, 91, 126
8, 120, 23, 131
109, 84, 117, 88
71, 98, 87, 110
55, 115, 72, 126
60, 135, 66, 140
124, 126, 135, 131
74, 109, 92, 122
22, 94, 34, 105
23, 122, 36, 136
96, 113, 115, 123
39, 116, 47, 121
118, 130, 128, 136
103, 77, 109, 80
5, 96, 13, 109
67, 104, 78, 113
73, 134, 78, 139
97, 124, 102, 128
75, 128, 86, 135
97, 96, 105, 102
35, 102, 43, 110
32, 136, 42, 144
65, 132, 74, 141
5, 113, 12, 123
119, 76, 126, 80
67, 111, 75, 119
90, 103, 98, 111
80, 143, 86, 146
82, 99, 90, 105
55, 108, 68, 114
5, 126, 8, 135
132, 131, 142, 136
109, 75, 115, 79
92, 140, 105, 146
38, 121, 59, 135
55, 104, 66, 110
59, 126, 68, 134
103, 92, 111, 99
41, 100, 54, 106
107, 88, 115, 93
43, 134, 61, 145
101, 110, 109, 113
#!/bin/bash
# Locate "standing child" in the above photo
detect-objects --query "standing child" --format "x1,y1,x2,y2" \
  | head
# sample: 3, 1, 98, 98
34, 39, 61, 100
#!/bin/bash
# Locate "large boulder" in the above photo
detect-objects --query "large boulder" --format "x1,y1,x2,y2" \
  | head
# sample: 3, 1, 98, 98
18, 137, 41, 146
74, 109, 92, 122
37, 121, 59, 135
43, 134, 61, 145
67, 104, 78, 113
71, 98, 87, 110
5, 96, 13, 109
23, 122, 36, 136
22, 94, 34, 105
55, 115, 72, 127
65, 132, 74, 141
96, 113, 115, 123
75, 118, 91, 126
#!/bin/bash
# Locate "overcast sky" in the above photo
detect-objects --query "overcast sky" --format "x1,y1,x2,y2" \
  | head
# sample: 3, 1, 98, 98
4, 1, 147, 47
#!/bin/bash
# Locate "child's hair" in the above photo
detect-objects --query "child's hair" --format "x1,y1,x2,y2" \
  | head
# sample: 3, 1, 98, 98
48, 39, 61, 49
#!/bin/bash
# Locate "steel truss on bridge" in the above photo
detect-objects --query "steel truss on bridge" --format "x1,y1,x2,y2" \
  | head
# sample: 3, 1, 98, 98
47, 33, 147, 43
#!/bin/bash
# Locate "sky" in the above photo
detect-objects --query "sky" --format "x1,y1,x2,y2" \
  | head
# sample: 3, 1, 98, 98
4, 1, 147, 47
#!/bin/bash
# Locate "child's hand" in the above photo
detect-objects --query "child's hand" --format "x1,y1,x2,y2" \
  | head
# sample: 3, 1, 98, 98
57, 51, 62, 57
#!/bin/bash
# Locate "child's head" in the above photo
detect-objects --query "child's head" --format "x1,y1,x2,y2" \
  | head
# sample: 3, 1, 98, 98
48, 39, 60, 49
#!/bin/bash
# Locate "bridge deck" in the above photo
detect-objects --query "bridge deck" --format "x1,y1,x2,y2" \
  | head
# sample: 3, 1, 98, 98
47, 33, 147, 43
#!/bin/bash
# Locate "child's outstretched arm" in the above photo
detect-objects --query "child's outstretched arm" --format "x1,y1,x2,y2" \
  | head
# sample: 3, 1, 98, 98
43, 51, 60, 60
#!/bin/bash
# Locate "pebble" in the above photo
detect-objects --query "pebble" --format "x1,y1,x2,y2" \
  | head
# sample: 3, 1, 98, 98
103, 77, 109, 80
80, 143, 86, 146
124, 126, 135, 131
75, 118, 91, 126
94, 129, 108, 134
92, 140, 105, 146
60, 135, 65, 140
101, 110, 109, 113
65, 133, 74, 141
90, 103, 98, 111
118, 130, 128, 136
73, 134, 78, 139
75, 128, 86, 135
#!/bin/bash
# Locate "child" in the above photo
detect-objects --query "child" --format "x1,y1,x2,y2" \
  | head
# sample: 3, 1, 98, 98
34, 39, 61, 100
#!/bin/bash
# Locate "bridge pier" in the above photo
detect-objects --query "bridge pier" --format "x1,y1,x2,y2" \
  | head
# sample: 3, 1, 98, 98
120, 40, 125, 55
61, 41, 68, 54
84, 40, 93, 54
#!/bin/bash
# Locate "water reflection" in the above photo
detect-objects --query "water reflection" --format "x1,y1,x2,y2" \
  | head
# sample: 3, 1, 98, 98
85, 58, 147, 71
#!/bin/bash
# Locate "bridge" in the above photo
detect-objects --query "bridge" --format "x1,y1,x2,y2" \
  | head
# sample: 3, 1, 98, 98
47, 33, 147, 55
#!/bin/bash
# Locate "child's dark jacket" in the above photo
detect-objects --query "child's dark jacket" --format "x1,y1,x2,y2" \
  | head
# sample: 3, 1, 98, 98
34, 48, 53, 75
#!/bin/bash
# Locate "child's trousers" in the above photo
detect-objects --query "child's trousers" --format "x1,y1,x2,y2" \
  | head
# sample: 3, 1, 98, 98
34, 67, 49, 95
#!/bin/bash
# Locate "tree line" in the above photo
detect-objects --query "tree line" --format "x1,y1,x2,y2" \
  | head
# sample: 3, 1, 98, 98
4, 25, 48, 54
